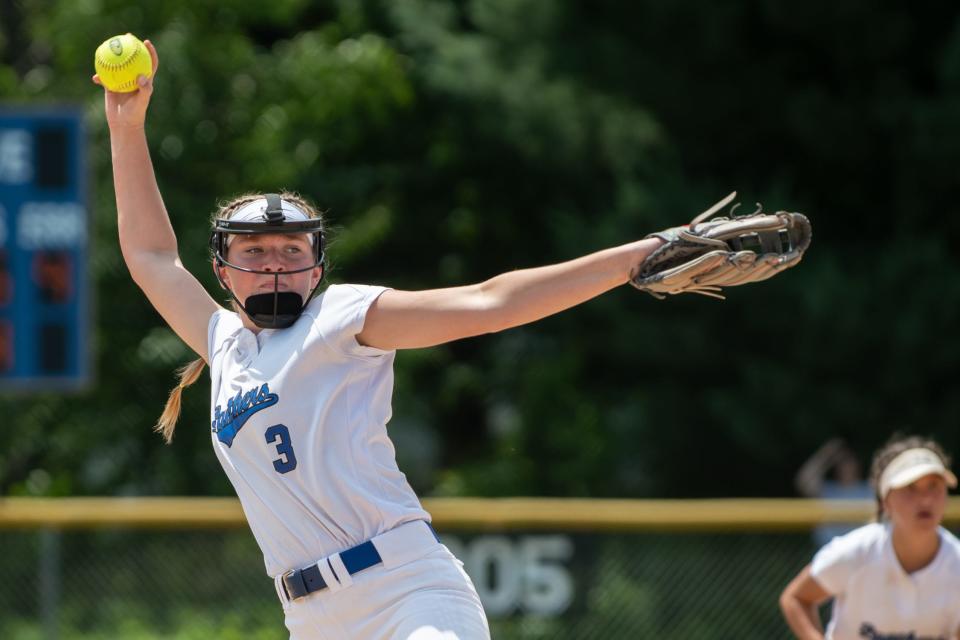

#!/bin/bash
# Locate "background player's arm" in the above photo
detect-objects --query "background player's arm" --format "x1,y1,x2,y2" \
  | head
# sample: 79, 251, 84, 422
795, 438, 846, 496
358, 237, 662, 350
779, 564, 831, 640
100, 41, 220, 361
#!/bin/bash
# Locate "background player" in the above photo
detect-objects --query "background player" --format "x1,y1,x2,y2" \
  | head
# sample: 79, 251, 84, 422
795, 438, 872, 547
779, 434, 960, 640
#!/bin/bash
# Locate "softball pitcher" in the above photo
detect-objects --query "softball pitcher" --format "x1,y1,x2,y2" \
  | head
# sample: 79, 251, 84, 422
779, 435, 960, 640
96, 39, 807, 639
95, 40, 663, 640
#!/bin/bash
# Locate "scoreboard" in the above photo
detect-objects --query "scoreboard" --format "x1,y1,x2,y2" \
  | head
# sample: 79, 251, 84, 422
0, 109, 90, 391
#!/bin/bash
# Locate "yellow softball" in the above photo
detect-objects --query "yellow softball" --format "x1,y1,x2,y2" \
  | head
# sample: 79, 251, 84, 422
94, 33, 152, 93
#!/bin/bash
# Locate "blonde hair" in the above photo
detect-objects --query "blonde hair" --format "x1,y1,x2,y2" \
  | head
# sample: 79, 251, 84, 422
154, 191, 325, 443
155, 358, 206, 443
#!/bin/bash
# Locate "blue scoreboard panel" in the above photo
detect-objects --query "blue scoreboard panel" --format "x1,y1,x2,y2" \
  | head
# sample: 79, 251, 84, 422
0, 109, 89, 391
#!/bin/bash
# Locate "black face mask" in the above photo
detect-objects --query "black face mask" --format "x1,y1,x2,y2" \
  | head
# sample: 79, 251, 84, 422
209, 194, 326, 329
243, 290, 305, 329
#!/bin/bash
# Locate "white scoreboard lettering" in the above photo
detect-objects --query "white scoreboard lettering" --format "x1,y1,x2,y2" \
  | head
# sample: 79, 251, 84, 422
0, 129, 33, 184
17, 202, 87, 249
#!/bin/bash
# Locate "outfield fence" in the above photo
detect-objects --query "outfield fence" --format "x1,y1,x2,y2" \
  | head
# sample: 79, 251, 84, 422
1, 498, 958, 640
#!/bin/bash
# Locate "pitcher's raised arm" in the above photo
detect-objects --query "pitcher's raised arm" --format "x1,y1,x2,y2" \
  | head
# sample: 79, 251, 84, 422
95, 37, 220, 361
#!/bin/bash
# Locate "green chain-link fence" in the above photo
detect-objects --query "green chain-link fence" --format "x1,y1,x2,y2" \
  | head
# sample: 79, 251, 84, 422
1, 499, 957, 640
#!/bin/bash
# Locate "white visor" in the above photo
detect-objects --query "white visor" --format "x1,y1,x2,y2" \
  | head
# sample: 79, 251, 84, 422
225, 198, 314, 245
879, 447, 958, 498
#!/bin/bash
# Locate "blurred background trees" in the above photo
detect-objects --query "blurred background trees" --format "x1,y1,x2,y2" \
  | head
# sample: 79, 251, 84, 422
1, 0, 958, 499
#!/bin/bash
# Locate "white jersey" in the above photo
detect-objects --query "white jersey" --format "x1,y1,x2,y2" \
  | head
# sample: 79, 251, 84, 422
207, 284, 430, 577
810, 522, 960, 640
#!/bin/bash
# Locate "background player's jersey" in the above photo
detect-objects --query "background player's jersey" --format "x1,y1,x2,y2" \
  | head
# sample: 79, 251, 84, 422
207, 284, 430, 577
810, 522, 960, 640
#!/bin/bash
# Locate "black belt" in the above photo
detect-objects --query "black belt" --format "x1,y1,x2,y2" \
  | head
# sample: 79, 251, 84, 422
281, 540, 383, 601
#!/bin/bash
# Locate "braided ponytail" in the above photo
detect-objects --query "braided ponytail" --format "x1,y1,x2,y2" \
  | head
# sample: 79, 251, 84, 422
155, 358, 206, 444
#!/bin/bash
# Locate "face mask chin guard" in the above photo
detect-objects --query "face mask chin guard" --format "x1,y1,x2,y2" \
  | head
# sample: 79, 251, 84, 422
210, 193, 326, 329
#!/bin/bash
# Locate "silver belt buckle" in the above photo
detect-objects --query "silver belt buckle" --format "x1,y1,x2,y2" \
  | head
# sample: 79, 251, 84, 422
281, 567, 308, 601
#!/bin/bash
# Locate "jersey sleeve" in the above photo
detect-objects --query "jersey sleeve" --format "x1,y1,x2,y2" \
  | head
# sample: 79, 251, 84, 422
207, 308, 237, 361
944, 531, 960, 633
313, 284, 392, 358
809, 528, 868, 595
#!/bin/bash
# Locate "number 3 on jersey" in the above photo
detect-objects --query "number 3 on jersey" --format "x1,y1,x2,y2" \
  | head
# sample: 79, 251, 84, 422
265, 424, 298, 474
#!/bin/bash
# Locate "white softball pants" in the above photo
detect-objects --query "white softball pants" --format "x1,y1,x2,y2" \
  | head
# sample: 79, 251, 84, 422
274, 520, 490, 640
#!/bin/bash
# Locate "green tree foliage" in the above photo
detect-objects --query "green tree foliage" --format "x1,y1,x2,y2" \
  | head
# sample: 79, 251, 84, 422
1, 0, 958, 499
